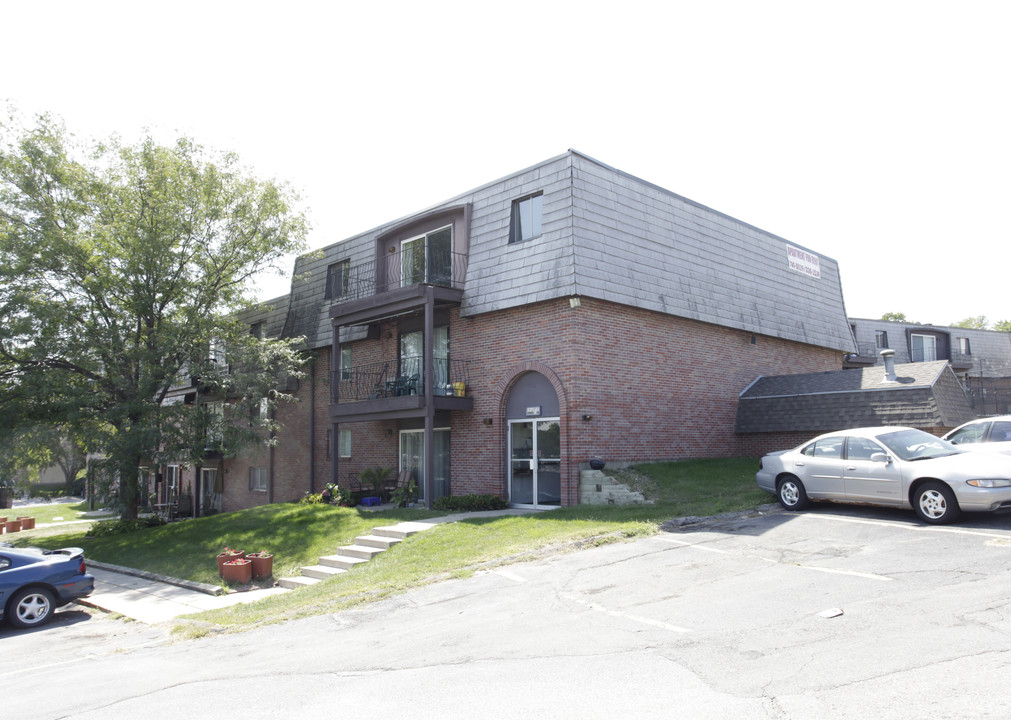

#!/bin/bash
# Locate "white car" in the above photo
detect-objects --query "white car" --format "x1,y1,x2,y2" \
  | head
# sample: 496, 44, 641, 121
756, 426, 1011, 524
942, 415, 1011, 456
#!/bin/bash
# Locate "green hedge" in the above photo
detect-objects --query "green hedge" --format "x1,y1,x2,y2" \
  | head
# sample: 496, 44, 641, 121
87, 515, 167, 537
432, 494, 508, 512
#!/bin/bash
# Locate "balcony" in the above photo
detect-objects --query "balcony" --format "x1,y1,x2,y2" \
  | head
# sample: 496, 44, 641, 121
844, 342, 881, 367
329, 357, 473, 422
331, 247, 467, 307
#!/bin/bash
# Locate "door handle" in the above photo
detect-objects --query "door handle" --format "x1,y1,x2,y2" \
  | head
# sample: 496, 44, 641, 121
846, 466, 856, 471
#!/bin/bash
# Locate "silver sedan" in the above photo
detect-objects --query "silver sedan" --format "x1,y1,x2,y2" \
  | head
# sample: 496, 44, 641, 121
756, 426, 1011, 524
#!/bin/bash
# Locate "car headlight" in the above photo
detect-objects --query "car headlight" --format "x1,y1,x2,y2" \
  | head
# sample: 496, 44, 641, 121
966, 479, 1011, 488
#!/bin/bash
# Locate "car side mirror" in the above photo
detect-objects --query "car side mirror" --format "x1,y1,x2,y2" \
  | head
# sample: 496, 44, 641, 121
870, 452, 891, 464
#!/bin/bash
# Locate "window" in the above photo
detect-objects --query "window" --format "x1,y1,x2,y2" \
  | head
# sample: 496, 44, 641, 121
846, 437, 883, 460
911, 334, 937, 362
325, 259, 350, 300
340, 344, 352, 381
510, 193, 543, 243
209, 337, 226, 367
801, 436, 844, 459
206, 402, 224, 445
250, 322, 264, 340
401, 227, 452, 287
249, 467, 267, 492
947, 422, 987, 446
398, 327, 449, 393
992, 421, 1011, 442
339, 428, 352, 458
957, 337, 971, 355
875, 331, 889, 349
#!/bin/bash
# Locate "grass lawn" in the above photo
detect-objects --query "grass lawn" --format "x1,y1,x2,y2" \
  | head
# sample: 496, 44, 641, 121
8, 457, 768, 635
3, 500, 115, 526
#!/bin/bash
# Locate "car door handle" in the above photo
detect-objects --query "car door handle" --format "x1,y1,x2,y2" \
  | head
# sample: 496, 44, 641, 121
846, 466, 856, 471
794, 462, 805, 467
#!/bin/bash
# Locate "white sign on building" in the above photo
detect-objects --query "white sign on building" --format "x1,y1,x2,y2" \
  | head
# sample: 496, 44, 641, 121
787, 245, 821, 279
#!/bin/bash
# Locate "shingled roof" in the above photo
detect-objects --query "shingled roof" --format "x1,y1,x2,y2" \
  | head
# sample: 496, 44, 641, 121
736, 361, 976, 434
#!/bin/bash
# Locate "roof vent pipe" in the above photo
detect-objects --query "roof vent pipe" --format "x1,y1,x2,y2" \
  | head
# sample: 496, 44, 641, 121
880, 349, 897, 382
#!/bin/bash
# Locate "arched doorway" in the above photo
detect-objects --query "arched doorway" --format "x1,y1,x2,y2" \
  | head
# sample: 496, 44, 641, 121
506, 372, 561, 508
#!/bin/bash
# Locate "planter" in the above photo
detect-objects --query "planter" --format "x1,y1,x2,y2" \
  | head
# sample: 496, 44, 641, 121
217, 549, 245, 576
16, 516, 35, 530
589, 458, 606, 470
221, 558, 252, 584
452, 381, 465, 397
247, 553, 274, 579
4, 519, 21, 533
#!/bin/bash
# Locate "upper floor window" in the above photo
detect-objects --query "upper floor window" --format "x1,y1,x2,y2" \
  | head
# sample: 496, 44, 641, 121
957, 337, 971, 355
875, 330, 889, 349
510, 193, 543, 244
325, 259, 350, 300
340, 344, 352, 381
250, 322, 264, 340
401, 227, 452, 287
911, 333, 937, 362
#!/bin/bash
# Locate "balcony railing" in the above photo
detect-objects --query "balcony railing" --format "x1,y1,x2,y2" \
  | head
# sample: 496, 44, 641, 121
330, 357, 472, 403
330, 248, 467, 306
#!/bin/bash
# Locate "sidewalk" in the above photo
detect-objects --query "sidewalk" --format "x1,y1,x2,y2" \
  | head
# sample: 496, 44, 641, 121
77, 507, 546, 624
83, 566, 289, 624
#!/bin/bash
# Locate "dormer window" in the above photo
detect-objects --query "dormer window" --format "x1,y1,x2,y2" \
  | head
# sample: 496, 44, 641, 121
510, 192, 543, 244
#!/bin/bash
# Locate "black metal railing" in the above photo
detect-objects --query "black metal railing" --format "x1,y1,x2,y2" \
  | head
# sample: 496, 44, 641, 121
330, 357, 472, 403
328, 248, 467, 305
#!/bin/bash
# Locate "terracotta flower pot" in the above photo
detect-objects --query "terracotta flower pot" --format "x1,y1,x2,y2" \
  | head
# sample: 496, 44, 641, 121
217, 550, 245, 576
16, 516, 35, 530
221, 558, 252, 584
248, 553, 273, 579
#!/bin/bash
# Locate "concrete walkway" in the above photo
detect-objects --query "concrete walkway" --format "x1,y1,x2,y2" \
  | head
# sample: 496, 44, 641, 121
78, 507, 546, 624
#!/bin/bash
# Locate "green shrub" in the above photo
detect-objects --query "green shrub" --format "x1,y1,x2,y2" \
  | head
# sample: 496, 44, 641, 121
432, 494, 508, 512
88, 515, 167, 537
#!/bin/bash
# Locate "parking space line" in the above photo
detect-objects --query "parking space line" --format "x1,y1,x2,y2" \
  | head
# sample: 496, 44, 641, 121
789, 564, 893, 582
560, 592, 691, 633
657, 537, 730, 553
805, 512, 1011, 541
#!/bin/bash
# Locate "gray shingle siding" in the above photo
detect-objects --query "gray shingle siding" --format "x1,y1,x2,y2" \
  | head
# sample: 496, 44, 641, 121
284, 150, 855, 354
736, 361, 976, 433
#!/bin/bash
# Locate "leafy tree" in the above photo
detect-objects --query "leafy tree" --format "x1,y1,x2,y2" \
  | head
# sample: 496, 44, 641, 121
951, 315, 990, 329
995, 320, 1011, 332
0, 111, 308, 518
880, 312, 909, 323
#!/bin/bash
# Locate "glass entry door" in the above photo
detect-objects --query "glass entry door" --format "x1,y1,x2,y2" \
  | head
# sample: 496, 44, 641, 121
509, 419, 561, 507
201, 468, 222, 514
400, 428, 450, 502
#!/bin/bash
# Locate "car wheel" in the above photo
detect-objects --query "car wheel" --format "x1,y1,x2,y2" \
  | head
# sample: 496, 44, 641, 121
7, 586, 55, 629
913, 481, 961, 525
777, 475, 810, 510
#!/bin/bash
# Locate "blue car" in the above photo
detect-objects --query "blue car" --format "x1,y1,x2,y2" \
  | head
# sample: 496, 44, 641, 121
0, 544, 95, 629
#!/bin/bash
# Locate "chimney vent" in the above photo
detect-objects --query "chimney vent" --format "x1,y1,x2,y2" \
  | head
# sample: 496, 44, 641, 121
880, 349, 897, 382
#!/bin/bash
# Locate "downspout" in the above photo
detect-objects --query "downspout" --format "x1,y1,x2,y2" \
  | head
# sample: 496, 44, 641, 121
424, 286, 435, 508
310, 355, 316, 493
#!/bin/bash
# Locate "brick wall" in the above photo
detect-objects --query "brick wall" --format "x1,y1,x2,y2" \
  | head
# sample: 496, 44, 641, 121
240, 296, 841, 509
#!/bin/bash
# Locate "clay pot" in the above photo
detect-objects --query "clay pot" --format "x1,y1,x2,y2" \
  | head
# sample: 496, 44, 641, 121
4, 519, 21, 533
221, 558, 252, 584
248, 553, 273, 579
16, 516, 35, 530
216, 550, 245, 576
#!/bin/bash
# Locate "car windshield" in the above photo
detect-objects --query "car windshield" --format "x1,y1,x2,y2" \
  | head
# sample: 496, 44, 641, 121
877, 429, 960, 461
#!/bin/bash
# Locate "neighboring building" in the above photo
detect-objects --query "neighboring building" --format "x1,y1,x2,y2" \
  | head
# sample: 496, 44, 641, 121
847, 319, 1011, 415
195, 149, 854, 512
736, 354, 977, 450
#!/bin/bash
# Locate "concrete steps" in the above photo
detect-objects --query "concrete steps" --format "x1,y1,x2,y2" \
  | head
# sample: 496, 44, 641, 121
277, 521, 429, 590
579, 469, 649, 505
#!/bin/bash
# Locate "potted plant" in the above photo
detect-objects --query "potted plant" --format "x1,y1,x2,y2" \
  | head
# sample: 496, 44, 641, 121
391, 477, 419, 508
217, 546, 244, 576
247, 551, 274, 579
359, 466, 393, 503
16, 516, 35, 530
221, 557, 252, 584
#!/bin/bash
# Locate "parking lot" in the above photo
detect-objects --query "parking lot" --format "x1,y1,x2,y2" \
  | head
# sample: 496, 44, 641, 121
6, 504, 1011, 718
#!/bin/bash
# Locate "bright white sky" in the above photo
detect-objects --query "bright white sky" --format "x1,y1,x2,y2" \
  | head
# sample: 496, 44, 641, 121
5, 0, 1009, 326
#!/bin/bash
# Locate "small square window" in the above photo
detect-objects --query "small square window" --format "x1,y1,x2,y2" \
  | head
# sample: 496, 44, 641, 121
510, 193, 543, 244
